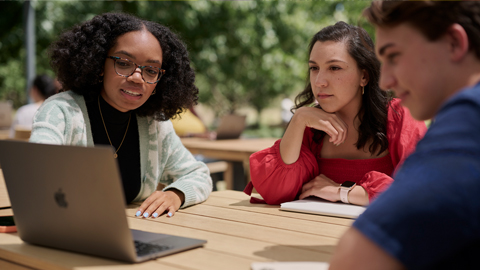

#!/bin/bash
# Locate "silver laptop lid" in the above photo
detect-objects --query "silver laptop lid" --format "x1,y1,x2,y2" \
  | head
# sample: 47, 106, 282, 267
0, 140, 137, 262
215, 114, 246, 140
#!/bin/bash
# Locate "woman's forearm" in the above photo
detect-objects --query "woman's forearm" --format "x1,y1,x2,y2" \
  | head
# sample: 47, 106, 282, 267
280, 114, 306, 164
346, 185, 370, 206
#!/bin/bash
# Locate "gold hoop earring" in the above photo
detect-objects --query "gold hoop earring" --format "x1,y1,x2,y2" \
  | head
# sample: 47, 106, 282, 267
362, 86, 365, 95
151, 89, 156, 95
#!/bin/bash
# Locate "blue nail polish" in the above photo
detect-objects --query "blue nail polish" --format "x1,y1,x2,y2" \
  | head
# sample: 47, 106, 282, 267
135, 211, 141, 217
152, 213, 159, 218
143, 212, 149, 218
168, 212, 173, 217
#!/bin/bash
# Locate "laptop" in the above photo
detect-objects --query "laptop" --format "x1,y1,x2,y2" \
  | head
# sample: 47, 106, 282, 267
280, 197, 366, 219
215, 114, 246, 140
0, 140, 206, 263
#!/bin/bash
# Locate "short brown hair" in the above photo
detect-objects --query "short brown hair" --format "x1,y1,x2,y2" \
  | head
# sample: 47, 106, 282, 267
363, 1, 480, 60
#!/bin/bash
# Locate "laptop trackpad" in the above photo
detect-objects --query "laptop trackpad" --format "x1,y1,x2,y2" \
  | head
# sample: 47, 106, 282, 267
131, 229, 171, 243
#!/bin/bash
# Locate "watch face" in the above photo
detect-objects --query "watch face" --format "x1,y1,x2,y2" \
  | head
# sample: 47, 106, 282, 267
341, 181, 356, 188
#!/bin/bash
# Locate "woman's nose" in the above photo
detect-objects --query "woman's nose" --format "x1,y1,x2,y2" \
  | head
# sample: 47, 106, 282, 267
314, 71, 328, 87
127, 67, 144, 83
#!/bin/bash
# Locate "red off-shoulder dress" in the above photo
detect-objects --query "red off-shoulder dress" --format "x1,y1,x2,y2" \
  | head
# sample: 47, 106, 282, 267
244, 99, 427, 205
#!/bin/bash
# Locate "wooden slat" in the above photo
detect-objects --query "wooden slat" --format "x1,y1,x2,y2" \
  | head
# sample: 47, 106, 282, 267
0, 259, 35, 270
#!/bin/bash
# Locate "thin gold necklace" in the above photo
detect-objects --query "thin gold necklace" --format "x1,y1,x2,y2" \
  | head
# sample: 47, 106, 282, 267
98, 95, 131, 159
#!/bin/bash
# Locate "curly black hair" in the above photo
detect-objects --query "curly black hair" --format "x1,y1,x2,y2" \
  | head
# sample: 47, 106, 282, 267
49, 12, 198, 121
294, 21, 392, 156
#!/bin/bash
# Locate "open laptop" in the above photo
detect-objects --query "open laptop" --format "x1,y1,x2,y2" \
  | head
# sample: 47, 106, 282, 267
215, 114, 246, 140
280, 197, 366, 219
0, 140, 206, 263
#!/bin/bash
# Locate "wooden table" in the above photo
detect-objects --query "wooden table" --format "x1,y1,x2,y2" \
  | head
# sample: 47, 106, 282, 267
180, 138, 278, 190
0, 129, 10, 140
0, 189, 352, 270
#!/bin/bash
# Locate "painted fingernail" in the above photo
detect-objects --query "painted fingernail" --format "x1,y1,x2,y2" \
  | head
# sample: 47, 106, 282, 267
143, 212, 149, 218
168, 212, 173, 217
135, 211, 141, 217
152, 213, 159, 218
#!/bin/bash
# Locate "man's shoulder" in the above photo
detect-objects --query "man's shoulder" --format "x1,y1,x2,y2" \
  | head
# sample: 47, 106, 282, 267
441, 82, 480, 112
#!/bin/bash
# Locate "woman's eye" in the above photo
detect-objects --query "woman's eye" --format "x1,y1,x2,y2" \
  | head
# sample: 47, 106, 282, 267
117, 60, 131, 67
330, 66, 341, 71
145, 68, 159, 75
309, 66, 318, 71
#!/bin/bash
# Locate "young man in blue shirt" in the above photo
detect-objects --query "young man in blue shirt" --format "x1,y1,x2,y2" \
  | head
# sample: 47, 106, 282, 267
330, 1, 480, 269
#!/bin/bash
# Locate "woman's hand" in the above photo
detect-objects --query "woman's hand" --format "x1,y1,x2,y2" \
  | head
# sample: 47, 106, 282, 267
135, 189, 185, 218
299, 174, 340, 202
296, 107, 348, 146
280, 106, 348, 165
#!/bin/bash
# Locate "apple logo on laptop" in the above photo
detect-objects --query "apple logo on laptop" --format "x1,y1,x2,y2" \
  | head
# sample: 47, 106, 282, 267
54, 189, 68, 208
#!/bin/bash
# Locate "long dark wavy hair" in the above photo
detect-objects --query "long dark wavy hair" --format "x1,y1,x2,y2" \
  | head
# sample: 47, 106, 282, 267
294, 21, 391, 155
49, 12, 198, 121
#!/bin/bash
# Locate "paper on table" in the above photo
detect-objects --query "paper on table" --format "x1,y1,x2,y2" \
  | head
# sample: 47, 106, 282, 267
280, 197, 366, 219
251, 261, 329, 270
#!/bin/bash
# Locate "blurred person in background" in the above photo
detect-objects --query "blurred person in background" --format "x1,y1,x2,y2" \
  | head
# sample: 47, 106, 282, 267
171, 105, 216, 140
9, 74, 60, 138
245, 21, 427, 206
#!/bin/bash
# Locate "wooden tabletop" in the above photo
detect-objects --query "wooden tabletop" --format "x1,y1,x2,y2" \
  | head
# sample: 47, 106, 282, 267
0, 190, 352, 270
180, 137, 278, 162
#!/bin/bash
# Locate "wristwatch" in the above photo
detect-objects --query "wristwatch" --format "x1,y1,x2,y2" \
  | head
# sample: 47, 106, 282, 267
340, 181, 356, 204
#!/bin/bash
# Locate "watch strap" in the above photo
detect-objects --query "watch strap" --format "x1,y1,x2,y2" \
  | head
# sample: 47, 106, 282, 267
340, 187, 350, 204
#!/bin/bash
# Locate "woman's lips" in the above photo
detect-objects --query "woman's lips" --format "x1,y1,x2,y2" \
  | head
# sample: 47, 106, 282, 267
121, 88, 142, 96
317, 94, 333, 99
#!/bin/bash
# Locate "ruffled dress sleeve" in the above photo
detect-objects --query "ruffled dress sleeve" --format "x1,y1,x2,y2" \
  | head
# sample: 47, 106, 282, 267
244, 128, 319, 205
358, 99, 427, 201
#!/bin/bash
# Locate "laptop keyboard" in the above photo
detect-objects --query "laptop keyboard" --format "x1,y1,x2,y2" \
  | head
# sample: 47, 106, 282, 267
134, 241, 172, 257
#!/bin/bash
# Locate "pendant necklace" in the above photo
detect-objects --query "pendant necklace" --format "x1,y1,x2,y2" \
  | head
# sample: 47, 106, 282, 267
98, 95, 131, 158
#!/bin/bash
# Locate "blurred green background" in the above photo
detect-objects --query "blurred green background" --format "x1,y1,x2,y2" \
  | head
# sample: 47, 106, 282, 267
0, 0, 372, 137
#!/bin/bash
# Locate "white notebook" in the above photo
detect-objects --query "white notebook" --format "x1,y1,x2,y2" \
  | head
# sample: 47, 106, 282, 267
280, 197, 366, 219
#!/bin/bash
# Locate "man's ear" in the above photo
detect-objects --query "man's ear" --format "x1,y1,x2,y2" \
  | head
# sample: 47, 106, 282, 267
447, 23, 469, 62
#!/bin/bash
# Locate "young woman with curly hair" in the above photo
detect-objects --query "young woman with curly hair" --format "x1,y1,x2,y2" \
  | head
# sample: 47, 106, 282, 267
30, 12, 212, 218
244, 22, 427, 206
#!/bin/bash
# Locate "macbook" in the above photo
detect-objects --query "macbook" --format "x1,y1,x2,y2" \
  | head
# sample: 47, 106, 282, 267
215, 114, 246, 140
0, 140, 206, 263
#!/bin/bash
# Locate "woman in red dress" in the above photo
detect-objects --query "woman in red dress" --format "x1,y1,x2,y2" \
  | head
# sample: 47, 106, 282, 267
245, 22, 427, 206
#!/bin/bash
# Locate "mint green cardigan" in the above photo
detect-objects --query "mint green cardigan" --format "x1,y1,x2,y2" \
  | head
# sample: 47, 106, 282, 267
30, 91, 212, 208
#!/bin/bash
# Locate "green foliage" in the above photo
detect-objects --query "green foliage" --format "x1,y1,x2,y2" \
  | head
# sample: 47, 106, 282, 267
0, 0, 371, 121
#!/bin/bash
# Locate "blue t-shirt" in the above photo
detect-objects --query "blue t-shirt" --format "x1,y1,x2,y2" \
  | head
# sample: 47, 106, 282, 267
354, 82, 480, 269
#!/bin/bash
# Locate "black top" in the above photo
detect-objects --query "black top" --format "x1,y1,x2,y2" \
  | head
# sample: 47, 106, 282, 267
85, 95, 141, 204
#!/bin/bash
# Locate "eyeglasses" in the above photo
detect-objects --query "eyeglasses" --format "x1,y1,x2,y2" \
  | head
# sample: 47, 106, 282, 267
107, 56, 165, 84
